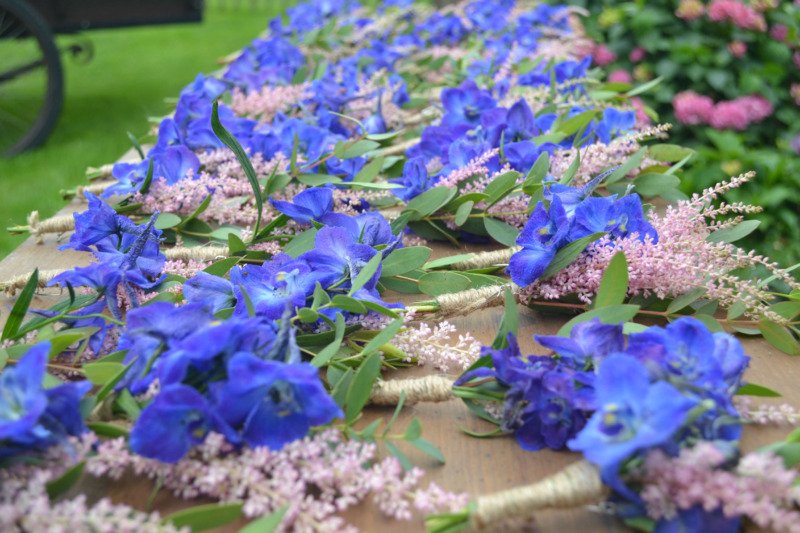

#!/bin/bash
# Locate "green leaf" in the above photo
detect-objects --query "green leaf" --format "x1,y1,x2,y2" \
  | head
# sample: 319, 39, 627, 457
692, 313, 724, 332
604, 148, 646, 185
666, 288, 707, 314
2, 268, 39, 341
706, 220, 761, 244
311, 314, 346, 367
418, 272, 472, 297
165, 503, 243, 531
360, 317, 404, 356
296, 307, 319, 323
408, 437, 446, 463
423, 254, 474, 270
405, 186, 457, 219
737, 383, 781, 397
203, 257, 240, 277
296, 173, 341, 186
483, 171, 519, 205
454, 201, 473, 226
46, 461, 85, 500
381, 247, 432, 278
354, 156, 384, 182
345, 352, 382, 423
557, 305, 641, 336
625, 76, 663, 97
137, 158, 155, 194
541, 232, 604, 279
178, 194, 213, 227
349, 253, 383, 295
483, 218, 519, 247
334, 139, 380, 159
86, 421, 129, 438
522, 152, 550, 194
115, 389, 141, 420
559, 152, 580, 184
283, 227, 318, 258
557, 110, 597, 136
759, 320, 800, 355
82, 361, 125, 386
648, 143, 695, 162
384, 440, 413, 470
211, 100, 263, 242
633, 173, 681, 197
594, 252, 628, 308
239, 506, 288, 533
770, 301, 800, 321
404, 417, 422, 440
492, 287, 519, 349
331, 295, 367, 314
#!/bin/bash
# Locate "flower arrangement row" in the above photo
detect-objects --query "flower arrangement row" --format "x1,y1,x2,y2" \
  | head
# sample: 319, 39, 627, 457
1, 1, 799, 532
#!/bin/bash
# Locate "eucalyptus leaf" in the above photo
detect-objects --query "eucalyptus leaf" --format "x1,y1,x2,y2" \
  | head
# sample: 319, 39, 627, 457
381, 247, 432, 278
165, 503, 243, 531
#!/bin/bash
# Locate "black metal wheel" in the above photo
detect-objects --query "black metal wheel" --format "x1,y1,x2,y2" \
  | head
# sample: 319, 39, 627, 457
0, 0, 63, 157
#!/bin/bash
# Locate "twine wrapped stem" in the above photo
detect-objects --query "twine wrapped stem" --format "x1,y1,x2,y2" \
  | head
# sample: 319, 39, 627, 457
369, 375, 455, 405
427, 284, 515, 319
449, 247, 519, 271
0, 269, 64, 296
471, 459, 607, 529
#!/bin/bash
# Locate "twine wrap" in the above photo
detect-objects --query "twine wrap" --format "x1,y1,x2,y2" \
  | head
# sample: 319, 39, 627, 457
433, 284, 514, 319
369, 375, 454, 405
0, 269, 64, 296
86, 164, 114, 179
375, 137, 420, 157
451, 247, 520, 271
471, 460, 607, 529
27, 212, 75, 243
164, 246, 229, 262
73, 182, 112, 200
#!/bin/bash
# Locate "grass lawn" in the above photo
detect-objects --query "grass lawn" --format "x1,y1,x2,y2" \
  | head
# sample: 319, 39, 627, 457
0, 2, 296, 257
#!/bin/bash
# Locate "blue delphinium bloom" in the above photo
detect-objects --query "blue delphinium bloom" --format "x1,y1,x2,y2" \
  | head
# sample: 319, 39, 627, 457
183, 271, 236, 313
390, 157, 431, 201
568, 353, 697, 499
323, 211, 402, 253
270, 187, 336, 225
507, 195, 570, 286
595, 108, 636, 144
230, 255, 320, 319
300, 226, 382, 291
0, 343, 90, 459
441, 80, 497, 127
211, 352, 342, 449
535, 318, 624, 368
129, 384, 230, 463
654, 505, 741, 533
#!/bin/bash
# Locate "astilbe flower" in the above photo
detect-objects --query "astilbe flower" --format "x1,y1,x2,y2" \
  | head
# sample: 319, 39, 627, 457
707, 0, 767, 31
591, 43, 616, 67
86, 430, 467, 532
770, 24, 789, 42
608, 69, 632, 83
393, 311, 482, 373
230, 83, 311, 123
520, 173, 800, 322
734, 397, 800, 426
639, 443, 800, 533
728, 40, 747, 58
676, 0, 705, 20
436, 148, 499, 189
710, 100, 750, 130
0, 436, 182, 533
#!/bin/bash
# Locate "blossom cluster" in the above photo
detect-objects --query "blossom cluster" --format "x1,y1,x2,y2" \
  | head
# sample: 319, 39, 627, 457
673, 91, 773, 131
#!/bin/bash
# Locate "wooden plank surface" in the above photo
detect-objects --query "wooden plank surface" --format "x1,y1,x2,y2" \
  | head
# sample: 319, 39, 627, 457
0, 180, 798, 532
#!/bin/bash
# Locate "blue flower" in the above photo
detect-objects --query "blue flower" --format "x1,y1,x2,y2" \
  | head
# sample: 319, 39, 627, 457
211, 352, 342, 449
568, 354, 697, 499
300, 226, 381, 292
390, 157, 431, 201
183, 271, 236, 313
654, 505, 740, 533
0, 343, 90, 459
323, 211, 402, 253
441, 80, 497, 127
595, 108, 636, 144
129, 384, 230, 463
535, 318, 624, 367
62, 192, 137, 252
230, 256, 318, 319
507, 195, 571, 286
270, 187, 335, 225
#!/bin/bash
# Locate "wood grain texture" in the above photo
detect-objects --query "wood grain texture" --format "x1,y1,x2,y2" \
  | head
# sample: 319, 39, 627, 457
1, 169, 797, 532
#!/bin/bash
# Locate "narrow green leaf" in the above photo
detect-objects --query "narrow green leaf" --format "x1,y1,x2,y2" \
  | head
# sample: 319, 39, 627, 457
165, 503, 243, 531
239, 506, 288, 533
86, 421, 130, 438
603, 148, 646, 185
349, 253, 383, 295
384, 440, 413, 470
625, 76, 663, 97
354, 156, 384, 182
82, 362, 125, 386
408, 437, 445, 463
759, 320, 800, 355
331, 295, 367, 314
418, 272, 472, 297
559, 152, 580, 184
381, 247, 432, 278
666, 288, 707, 314
211, 100, 263, 242
335, 139, 380, 159
541, 232, 604, 279
737, 383, 781, 397
594, 252, 628, 308
345, 352, 382, 422
483, 218, 519, 247
2, 268, 39, 340
706, 220, 761, 244
491, 287, 519, 349
46, 461, 85, 500
115, 389, 141, 420
360, 317, 404, 356
311, 314, 345, 367
137, 158, 155, 194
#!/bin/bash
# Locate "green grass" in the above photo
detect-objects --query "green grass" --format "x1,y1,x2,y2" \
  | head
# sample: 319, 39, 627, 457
0, 2, 296, 257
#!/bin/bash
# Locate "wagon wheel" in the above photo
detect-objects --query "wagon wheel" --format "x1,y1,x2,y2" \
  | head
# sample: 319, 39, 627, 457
0, 0, 63, 157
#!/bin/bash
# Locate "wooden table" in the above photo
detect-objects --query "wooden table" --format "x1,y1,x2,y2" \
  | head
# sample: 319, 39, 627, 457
1, 161, 798, 532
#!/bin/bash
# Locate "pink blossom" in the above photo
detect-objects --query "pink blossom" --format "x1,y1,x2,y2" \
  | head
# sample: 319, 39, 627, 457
608, 69, 632, 83
709, 100, 750, 130
734, 94, 773, 122
727, 40, 747, 58
631, 97, 652, 126
707, 0, 767, 31
629, 47, 646, 63
770, 24, 788, 42
591, 43, 616, 66
791, 84, 800, 106
673, 90, 714, 125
